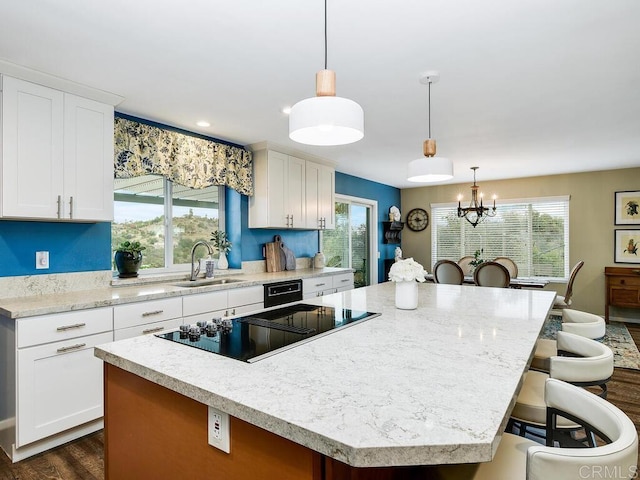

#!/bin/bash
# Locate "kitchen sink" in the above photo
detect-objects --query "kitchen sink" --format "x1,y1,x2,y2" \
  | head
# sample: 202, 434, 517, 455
172, 278, 247, 288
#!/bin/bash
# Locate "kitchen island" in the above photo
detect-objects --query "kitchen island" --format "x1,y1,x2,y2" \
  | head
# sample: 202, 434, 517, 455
95, 282, 555, 479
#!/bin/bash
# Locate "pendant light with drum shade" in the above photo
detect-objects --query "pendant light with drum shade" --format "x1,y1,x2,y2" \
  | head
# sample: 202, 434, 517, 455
288, 0, 364, 146
407, 72, 453, 182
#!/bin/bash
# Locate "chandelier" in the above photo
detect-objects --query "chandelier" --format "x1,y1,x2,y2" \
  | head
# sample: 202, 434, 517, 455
457, 167, 497, 227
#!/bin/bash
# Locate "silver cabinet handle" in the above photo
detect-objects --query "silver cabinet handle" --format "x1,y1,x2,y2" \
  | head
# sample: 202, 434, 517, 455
340, 279, 350, 283
142, 310, 164, 317
56, 322, 86, 331
290, 214, 293, 227
69, 196, 74, 219
315, 283, 326, 287
286, 214, 291, 227
57, 343, 86, 353
142, 326, 165, 334
57, 195, 62, 219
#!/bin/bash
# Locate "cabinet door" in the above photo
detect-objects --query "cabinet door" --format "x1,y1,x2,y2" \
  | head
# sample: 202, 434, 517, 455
265, 150, 288, 228
304, 161, 335, 230
304, 161, 322, 229
317, 165, 335, 230
16, 331, 112, 447
2, 76, 64, 219
286, 155, 305, 228
63, 94, 114, 221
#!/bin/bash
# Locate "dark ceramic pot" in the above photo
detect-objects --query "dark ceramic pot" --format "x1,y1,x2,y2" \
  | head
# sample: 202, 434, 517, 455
114, 251, 142, 278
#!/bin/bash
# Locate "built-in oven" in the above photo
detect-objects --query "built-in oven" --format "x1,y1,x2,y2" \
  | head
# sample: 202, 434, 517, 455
263, 279, 303, 308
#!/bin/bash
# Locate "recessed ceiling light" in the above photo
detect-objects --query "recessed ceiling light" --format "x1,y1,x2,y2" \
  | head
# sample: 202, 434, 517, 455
196, 121, 210, 127
282, 107, 292, 115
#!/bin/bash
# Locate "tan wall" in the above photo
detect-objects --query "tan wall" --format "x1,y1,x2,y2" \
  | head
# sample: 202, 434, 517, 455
400, 167, 640, 317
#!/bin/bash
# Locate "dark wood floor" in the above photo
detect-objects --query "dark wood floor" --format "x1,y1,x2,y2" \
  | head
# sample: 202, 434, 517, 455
2, 324, 640, 480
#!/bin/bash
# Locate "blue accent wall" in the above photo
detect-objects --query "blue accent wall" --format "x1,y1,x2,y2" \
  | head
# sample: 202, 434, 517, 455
236, 190, 318, 262
335, 172, 401, 283
0, 221, 112, 276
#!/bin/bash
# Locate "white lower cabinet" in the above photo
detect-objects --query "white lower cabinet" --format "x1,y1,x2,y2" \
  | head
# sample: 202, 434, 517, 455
7, 307, 113, 454
113, 297, 183, 341
17, 331, 112, 447
303, 272, 355, 299
183, 286, 264, 324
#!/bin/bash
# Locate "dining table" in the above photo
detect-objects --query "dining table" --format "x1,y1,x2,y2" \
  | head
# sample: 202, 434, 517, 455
425, 273, 549, 289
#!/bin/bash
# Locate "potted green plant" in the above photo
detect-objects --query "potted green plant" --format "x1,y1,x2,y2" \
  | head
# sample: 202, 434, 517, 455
469, 248, 485, 271
210, 231, 232, 270
114, 241, 146, 278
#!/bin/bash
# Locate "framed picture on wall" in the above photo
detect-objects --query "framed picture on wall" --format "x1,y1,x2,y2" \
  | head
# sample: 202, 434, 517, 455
614, 229, 640, 264
615, 191, 640, 225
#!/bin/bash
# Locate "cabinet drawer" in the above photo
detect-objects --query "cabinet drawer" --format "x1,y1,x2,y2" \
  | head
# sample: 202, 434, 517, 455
114, 318, 183, 341
332, 273, 354, 289
228, 286, 264, 307
182, 291, 227, 317
609, 287, 640, 307
17, 307, 112, 348
183, 309, 228, 325
228, 302, 264, 317
303, 277, 332, 295
113, 298, 182, 330
609, 276, 640, 287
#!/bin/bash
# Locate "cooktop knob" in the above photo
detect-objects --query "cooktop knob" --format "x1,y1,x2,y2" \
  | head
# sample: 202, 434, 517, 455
188, 325, 201, 341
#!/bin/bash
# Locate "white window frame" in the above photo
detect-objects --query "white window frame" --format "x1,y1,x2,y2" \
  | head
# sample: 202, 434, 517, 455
431, 195, 570, 281
321, 194, 379, 285
113, 177, 224, 275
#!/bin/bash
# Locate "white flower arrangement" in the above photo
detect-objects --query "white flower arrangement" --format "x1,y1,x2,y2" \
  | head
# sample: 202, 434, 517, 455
388, 257, 427, 283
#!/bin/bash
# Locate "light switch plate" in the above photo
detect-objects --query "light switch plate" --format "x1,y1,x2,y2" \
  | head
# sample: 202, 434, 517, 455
208, 406, 230, 453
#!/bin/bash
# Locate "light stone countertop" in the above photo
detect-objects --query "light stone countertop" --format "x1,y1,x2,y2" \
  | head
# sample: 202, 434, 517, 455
95, 282, 556, 468
0, 267, 351, 319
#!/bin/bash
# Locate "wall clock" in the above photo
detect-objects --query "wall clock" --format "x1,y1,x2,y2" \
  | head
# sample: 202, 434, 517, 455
406, 208, 429, 231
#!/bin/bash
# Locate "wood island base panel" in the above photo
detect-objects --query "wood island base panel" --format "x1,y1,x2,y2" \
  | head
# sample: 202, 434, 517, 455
104, 364, 436, 480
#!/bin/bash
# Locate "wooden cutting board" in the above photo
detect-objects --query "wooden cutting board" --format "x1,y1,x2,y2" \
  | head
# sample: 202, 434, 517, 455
265, 235, 287, 272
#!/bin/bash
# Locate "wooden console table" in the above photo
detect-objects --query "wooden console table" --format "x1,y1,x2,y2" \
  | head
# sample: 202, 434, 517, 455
605, 266, 640, 321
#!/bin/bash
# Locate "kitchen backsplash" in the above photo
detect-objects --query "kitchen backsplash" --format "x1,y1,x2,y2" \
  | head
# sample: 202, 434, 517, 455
0, 270, 113, 299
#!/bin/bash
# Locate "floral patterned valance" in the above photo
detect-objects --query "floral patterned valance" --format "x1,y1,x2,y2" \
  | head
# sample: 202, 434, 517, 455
114, 117, 253, 196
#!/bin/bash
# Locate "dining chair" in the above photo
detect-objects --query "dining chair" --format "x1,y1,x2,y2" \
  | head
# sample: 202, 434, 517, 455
430, 378, 639, 480
510, 331, 614, 442
551, 260, 584, 314
531, 309, 606, 372
473, 262, 510, 288
456, 255, 475, 276
433, 260, 464, 285
493, 257, 518, 279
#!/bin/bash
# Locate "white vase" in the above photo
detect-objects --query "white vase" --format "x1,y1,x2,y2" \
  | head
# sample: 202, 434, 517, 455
395, 280, 418, 310
217, 251, 228, 270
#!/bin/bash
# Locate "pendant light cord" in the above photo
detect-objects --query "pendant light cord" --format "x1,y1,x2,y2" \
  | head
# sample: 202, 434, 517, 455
427, 79, 432, 139
324, 0, 328, 70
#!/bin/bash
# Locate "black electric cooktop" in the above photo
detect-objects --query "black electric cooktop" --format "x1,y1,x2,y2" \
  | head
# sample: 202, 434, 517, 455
156, 303, 379, 363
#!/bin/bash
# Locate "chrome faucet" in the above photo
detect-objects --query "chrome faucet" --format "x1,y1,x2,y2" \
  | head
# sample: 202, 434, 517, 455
190, 240, 215, 281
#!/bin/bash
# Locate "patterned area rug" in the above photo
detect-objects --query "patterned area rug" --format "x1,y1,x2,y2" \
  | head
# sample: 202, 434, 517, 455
541, 316, 640, 370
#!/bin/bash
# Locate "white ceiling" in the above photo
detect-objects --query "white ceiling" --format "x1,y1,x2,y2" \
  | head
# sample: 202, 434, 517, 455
1, 0, 639, 189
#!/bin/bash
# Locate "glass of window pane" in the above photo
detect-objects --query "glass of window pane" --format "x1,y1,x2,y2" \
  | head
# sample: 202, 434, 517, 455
171, 184, 220, 265
113, 175, 166, 270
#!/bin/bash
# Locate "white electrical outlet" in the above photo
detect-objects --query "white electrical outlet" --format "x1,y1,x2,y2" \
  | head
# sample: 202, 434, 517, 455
207, 406, 230, 453
36, 251, 50, 269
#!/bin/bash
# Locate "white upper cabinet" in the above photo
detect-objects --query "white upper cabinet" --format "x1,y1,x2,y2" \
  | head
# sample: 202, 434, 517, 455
249, 150, 305, 228
63, 94, 114, 221
249, 148, 335, 230
305, 160, 335, 230
1, 75, 114, 221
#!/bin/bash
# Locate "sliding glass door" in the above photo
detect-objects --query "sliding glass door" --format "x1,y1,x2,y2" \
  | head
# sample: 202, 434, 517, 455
321, 195, 377, 288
